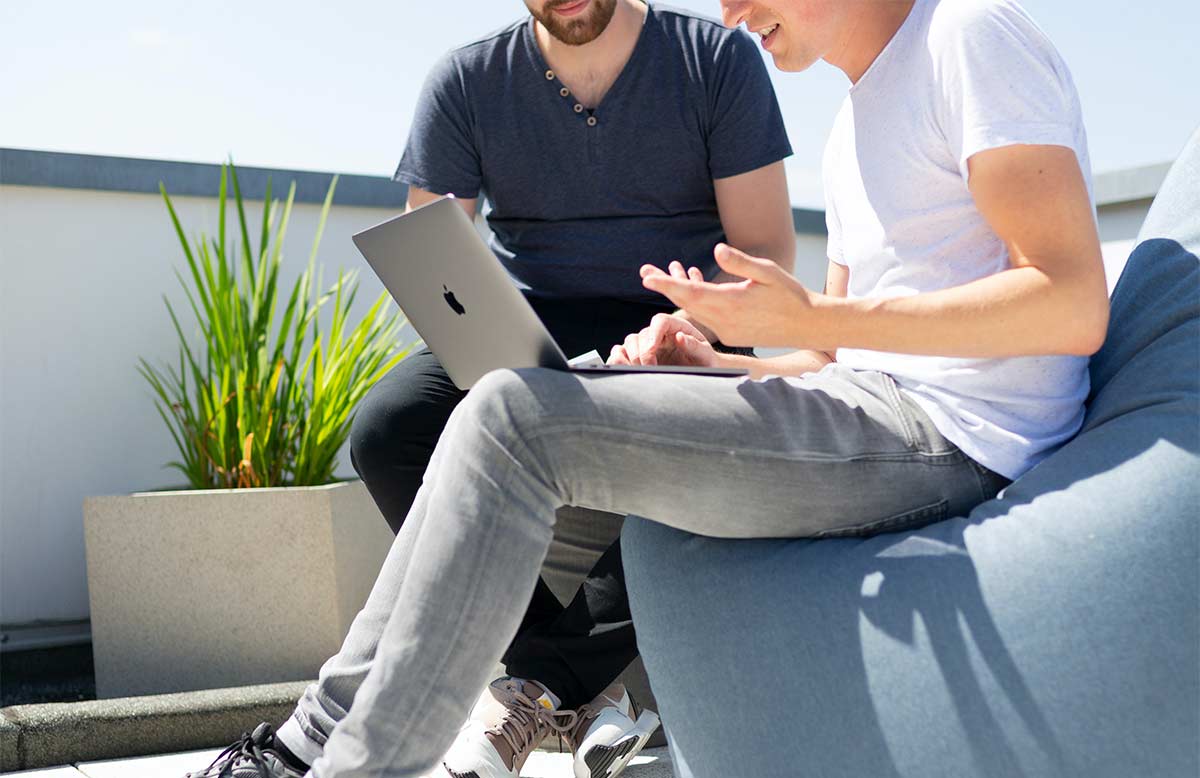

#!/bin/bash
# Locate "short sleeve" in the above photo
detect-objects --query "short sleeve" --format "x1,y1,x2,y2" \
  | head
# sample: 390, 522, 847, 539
394, 52, 483, 198
821, 110, 847, 266
824, 193, 845, 266
706, 31, 793, 180
932, 1, 1083, 184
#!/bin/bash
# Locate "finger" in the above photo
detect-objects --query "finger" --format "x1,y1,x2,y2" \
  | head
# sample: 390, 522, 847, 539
675, 331, 712, 366
647, 313, 675, 342
649, 312, 674, 332
641, 272, 696, 305
687, 266, 705, 282
669, 260, 688, 280
640, 264, 668, 279
624, 333, 642, 365
674, 314, 709, 343
642, 281, 691, 312
637, 326, 660, 365
608, 344, 630, 365
713, 243, 778, 284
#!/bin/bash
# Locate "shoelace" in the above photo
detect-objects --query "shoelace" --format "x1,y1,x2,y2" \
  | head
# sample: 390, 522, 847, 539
564, 702, 598, 750
492, 688, 580, 764
193, 729, 276, 778
564, 692, 637, 751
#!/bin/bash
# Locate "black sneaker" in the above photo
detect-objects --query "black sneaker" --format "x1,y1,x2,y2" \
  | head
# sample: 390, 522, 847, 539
185, 723, 305, 778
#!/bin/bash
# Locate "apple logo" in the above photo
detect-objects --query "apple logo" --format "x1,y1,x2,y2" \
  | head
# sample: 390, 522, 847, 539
443, 285, 466, 316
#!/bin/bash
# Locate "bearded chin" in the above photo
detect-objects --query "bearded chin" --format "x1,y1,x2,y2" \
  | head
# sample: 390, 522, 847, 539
537, 0, 618, 46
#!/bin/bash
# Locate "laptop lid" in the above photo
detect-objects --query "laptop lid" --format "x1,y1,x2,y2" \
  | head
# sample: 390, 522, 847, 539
352, 197, 570, 389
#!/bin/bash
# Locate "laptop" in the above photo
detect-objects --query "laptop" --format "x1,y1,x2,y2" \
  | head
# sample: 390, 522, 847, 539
352, 197, 749, 389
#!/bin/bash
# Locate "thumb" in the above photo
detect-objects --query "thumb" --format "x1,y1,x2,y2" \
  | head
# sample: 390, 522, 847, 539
713, 243, 777, 284
676, 331, 714, 366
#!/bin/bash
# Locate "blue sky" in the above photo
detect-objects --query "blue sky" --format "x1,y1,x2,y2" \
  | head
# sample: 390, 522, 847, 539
2, 0, 1196, 207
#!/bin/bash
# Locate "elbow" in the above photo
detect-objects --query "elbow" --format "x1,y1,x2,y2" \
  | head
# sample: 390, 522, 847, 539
768, 234, 798, 274
1065, 298, 1110, 357
1046, 263, 1110, 356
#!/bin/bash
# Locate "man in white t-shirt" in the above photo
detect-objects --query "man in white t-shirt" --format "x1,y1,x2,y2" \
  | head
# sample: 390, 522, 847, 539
618, 0, 1106, 481
196, 2, 1110, 776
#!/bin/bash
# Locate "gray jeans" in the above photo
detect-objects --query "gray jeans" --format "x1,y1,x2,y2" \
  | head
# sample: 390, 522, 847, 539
280, 363, 1005, 777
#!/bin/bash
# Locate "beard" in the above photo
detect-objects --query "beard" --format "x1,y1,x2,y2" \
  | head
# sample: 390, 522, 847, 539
531, 0, 619, 46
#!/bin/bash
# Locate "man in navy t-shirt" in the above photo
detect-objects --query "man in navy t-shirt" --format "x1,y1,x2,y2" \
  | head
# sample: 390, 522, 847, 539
191, 2, 793, 778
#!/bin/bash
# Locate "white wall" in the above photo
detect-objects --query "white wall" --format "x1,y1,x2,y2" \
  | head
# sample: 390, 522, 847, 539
792, 233, 831, 292
0, 180, 1154, 644
0, 184, 410, 635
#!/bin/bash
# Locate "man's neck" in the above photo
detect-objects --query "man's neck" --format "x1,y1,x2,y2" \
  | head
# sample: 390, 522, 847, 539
534, 0, 647, 106
825, 0, 916, 85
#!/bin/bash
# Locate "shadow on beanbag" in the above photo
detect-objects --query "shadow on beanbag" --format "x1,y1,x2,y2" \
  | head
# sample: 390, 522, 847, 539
623, 130, 1200, 778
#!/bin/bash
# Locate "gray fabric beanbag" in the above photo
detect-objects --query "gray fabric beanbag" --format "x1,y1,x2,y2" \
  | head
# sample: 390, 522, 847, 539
622, 127, 1200, 778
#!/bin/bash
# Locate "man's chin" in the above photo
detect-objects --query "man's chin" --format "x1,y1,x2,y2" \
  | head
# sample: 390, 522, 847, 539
539, 0, 617, 46
555, 26, 602, 45
772, 50, 819, 73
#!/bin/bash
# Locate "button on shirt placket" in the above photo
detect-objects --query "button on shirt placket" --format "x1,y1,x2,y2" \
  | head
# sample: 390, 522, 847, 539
585, 112, 599, 163
547, 69, 601, 163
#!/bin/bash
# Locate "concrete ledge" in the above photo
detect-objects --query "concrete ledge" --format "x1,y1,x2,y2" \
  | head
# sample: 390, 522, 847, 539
1095, 161, 1171, 207
0, 148, 410, 208
0, 680, 309, 772
1, 147, 830, 235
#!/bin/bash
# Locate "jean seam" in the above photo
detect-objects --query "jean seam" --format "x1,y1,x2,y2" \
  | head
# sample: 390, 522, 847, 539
518, 422, 964, 466
879, 374, 919, 450
813, 498, 949, 538
357, 450, 525, 778
291, 707, 329, 748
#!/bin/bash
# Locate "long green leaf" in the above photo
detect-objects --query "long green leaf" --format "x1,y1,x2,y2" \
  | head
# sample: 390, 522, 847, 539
142, 162, 414, 488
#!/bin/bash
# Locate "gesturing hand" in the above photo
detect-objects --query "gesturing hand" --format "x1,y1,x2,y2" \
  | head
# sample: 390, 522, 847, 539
606, 307, 718, 367
640, 244, 814, 348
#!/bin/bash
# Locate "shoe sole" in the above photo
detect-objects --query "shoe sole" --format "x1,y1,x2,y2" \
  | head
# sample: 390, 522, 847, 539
580, 709, 661, 778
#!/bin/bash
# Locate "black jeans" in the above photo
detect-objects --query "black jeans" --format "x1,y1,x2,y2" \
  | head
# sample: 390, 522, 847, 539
348, 295, 675, 709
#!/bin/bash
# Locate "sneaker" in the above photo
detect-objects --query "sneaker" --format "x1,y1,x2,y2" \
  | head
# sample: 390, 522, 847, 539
185, 723, 305, 778
441, 676, 577, 778
565, 683, 660, 778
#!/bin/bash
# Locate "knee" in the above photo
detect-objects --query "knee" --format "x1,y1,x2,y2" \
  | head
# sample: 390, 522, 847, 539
450, 368, 547, 450
350, 399, 415, 475
350, 366, 459, 476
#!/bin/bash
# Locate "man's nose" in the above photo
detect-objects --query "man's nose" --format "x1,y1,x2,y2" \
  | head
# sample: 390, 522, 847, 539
719, 0, 752, 29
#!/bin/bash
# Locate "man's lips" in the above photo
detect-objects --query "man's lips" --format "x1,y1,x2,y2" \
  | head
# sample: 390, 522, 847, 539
551, 0, 590, 17
758, 24, 780, 51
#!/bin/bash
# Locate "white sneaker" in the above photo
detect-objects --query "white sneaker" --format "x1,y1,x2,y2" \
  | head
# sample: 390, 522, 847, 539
564, 682, 660, 778
440, 676, 575, 778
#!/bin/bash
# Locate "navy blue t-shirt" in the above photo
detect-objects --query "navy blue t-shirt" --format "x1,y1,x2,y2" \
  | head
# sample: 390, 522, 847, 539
395, 3, 792, 303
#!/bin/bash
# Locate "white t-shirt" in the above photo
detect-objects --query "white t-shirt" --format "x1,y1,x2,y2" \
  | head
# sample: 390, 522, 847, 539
823, 0, 1094, 480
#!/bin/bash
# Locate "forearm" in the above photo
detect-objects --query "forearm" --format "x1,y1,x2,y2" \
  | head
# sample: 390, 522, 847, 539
717, 349, 834, 379
806, 264, 1109, 358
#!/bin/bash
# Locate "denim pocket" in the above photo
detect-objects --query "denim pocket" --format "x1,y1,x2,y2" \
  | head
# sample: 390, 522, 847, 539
813, 498, 950, 539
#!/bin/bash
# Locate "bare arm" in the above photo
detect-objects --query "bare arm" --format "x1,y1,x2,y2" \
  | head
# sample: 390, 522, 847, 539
675, 161, 796, 341
820, 145, 1109, 357
405, 185, 477, 220
713, 160, 796, 273
643, 144, 1109, 360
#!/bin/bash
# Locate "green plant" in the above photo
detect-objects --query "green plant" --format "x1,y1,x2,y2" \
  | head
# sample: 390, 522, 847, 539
139, 162, 412, 489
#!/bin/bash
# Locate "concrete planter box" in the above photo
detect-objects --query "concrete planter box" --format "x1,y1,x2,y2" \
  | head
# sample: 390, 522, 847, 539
82, 483, 662, 743
83, 480, 393, 699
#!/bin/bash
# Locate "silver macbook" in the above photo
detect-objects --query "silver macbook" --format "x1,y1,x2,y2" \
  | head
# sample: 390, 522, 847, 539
352, 197, 749, 389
